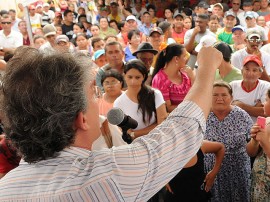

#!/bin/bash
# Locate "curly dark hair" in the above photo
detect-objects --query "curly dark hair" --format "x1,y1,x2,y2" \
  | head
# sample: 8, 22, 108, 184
0, 47, 95, 163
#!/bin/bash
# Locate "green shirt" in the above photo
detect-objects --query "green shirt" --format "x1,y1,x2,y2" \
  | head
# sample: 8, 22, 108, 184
215, 67, 243, 83
217, 28, 234, 45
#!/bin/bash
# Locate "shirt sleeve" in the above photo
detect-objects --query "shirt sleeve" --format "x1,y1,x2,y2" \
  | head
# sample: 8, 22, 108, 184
154, 89, 165, 109
107, 100, 205, 201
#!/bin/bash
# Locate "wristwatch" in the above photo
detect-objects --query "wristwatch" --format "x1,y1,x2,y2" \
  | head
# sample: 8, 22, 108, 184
130, 131, 135, 139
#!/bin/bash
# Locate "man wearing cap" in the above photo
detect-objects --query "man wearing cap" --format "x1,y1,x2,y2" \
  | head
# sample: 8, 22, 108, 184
133, 42, 158, 85
139, 11, 154, 36
172, 12, 186, 44
244, 11, 267, 44
212, 3, 224, 25
238, 1, 255, 27
28, 5, 42, 33
231, 28, 270, 81
216, 11, 237, 45
41, 3, 55, 27
184, 14, 215, 68
230, 55, 270, 122
196, 1, 209, 16
230, 25, 246, 52
39, 24, 57, 54
55, 34, 70, 53
52, 12, 62, 27
148, 27, 164, 52
213, 42, 243, 83
0, 14, 23, 58
229, 0, 244, 17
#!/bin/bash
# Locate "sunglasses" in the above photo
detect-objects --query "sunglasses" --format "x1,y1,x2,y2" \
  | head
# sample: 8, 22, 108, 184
1, 22, 11, 25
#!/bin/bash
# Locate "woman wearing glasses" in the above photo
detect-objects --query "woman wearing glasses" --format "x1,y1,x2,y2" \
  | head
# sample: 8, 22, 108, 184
114, 59, 167, 140
98, 70, 124, 117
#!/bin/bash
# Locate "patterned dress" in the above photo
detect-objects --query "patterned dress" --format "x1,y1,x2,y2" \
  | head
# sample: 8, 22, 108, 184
251, 152, 270, 201
204, 106, 253, 202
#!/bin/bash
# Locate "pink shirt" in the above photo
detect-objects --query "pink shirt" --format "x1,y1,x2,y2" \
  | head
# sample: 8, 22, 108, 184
152, 69, 191, 105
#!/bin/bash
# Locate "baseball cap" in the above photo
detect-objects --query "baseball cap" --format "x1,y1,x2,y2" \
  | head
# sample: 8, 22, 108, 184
232, 25, 245, 33
195, 35, 217, 53
43, 3, 50, 7
93, 49, 105, 61
55, 12, 62, 18
213, 3, 223, 10
245, 11, 255, 19
43, 24, 56, 37
126, 15, 136, 21
213, 42, 233, 61
36, 4, 43, 9
246, 28, 262, 40
28, 5, 36, 10
56, 35, 69, 43
224, 11, 236, 18
243, 55, 262, 67
173, 12, 184, 19
197, 1, 209, 9
149, 27, 163, 36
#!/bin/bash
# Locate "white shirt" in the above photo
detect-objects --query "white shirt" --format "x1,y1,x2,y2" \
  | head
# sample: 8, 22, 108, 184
0, 30, 23, 49
231, 48, 270, 74
114, 89, 165, 130
230, 79, 270, 122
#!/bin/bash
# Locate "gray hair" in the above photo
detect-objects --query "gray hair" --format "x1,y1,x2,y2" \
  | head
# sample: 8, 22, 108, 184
0, 46, 95, 163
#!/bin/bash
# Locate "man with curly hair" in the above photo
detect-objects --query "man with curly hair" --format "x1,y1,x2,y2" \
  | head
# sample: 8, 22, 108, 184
0, 46, 222, 201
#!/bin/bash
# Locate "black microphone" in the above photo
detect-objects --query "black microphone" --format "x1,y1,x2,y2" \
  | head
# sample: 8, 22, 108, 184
107, 108, 138, 144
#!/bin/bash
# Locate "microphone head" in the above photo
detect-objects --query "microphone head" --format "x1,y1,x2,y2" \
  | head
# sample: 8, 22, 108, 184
107, 107, 125, 125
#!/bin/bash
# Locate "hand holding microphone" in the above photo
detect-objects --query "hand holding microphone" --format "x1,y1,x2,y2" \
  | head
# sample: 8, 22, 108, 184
107, 108, 138, 144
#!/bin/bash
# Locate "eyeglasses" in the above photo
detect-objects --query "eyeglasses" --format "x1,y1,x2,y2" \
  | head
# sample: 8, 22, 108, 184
248, 39, 261, 43
103, 80, 120, 87
1, 22, 11, 25
232, 3, 240, 5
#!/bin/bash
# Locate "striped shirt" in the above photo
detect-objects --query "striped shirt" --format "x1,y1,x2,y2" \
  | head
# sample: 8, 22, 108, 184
0, 101, 204, 202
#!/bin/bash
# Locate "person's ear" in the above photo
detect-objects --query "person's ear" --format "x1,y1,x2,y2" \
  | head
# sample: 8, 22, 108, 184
74, 111, 89, 131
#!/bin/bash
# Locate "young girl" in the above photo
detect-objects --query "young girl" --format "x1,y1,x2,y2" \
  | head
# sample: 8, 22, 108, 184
75, 33, 91, 56
114, 59, 167, 140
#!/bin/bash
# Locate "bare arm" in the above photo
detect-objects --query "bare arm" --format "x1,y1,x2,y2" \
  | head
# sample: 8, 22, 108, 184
231, 100, 265, 117
184, 27, 200, 53
184, 47, 223, 119
201, 140, 225, 192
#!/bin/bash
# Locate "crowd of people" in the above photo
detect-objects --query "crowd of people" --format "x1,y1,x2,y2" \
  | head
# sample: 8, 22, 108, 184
0, 0, 270, 201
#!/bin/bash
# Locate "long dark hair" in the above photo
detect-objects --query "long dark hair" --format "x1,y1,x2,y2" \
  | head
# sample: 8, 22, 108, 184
152, 43, 185, 83
124, 59, 156, 124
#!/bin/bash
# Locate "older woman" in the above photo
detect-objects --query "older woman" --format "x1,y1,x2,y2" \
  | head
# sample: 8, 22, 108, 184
204, 81, 253, 202
98, 70, 124, 117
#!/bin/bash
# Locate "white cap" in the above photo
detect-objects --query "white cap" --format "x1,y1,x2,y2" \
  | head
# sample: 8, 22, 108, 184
126, 15, 136, 21
195, 35, 217, 53
43, 3, 50, 7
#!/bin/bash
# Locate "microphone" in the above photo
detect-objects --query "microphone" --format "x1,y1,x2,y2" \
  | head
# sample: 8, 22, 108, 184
107, 108, 138, 144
